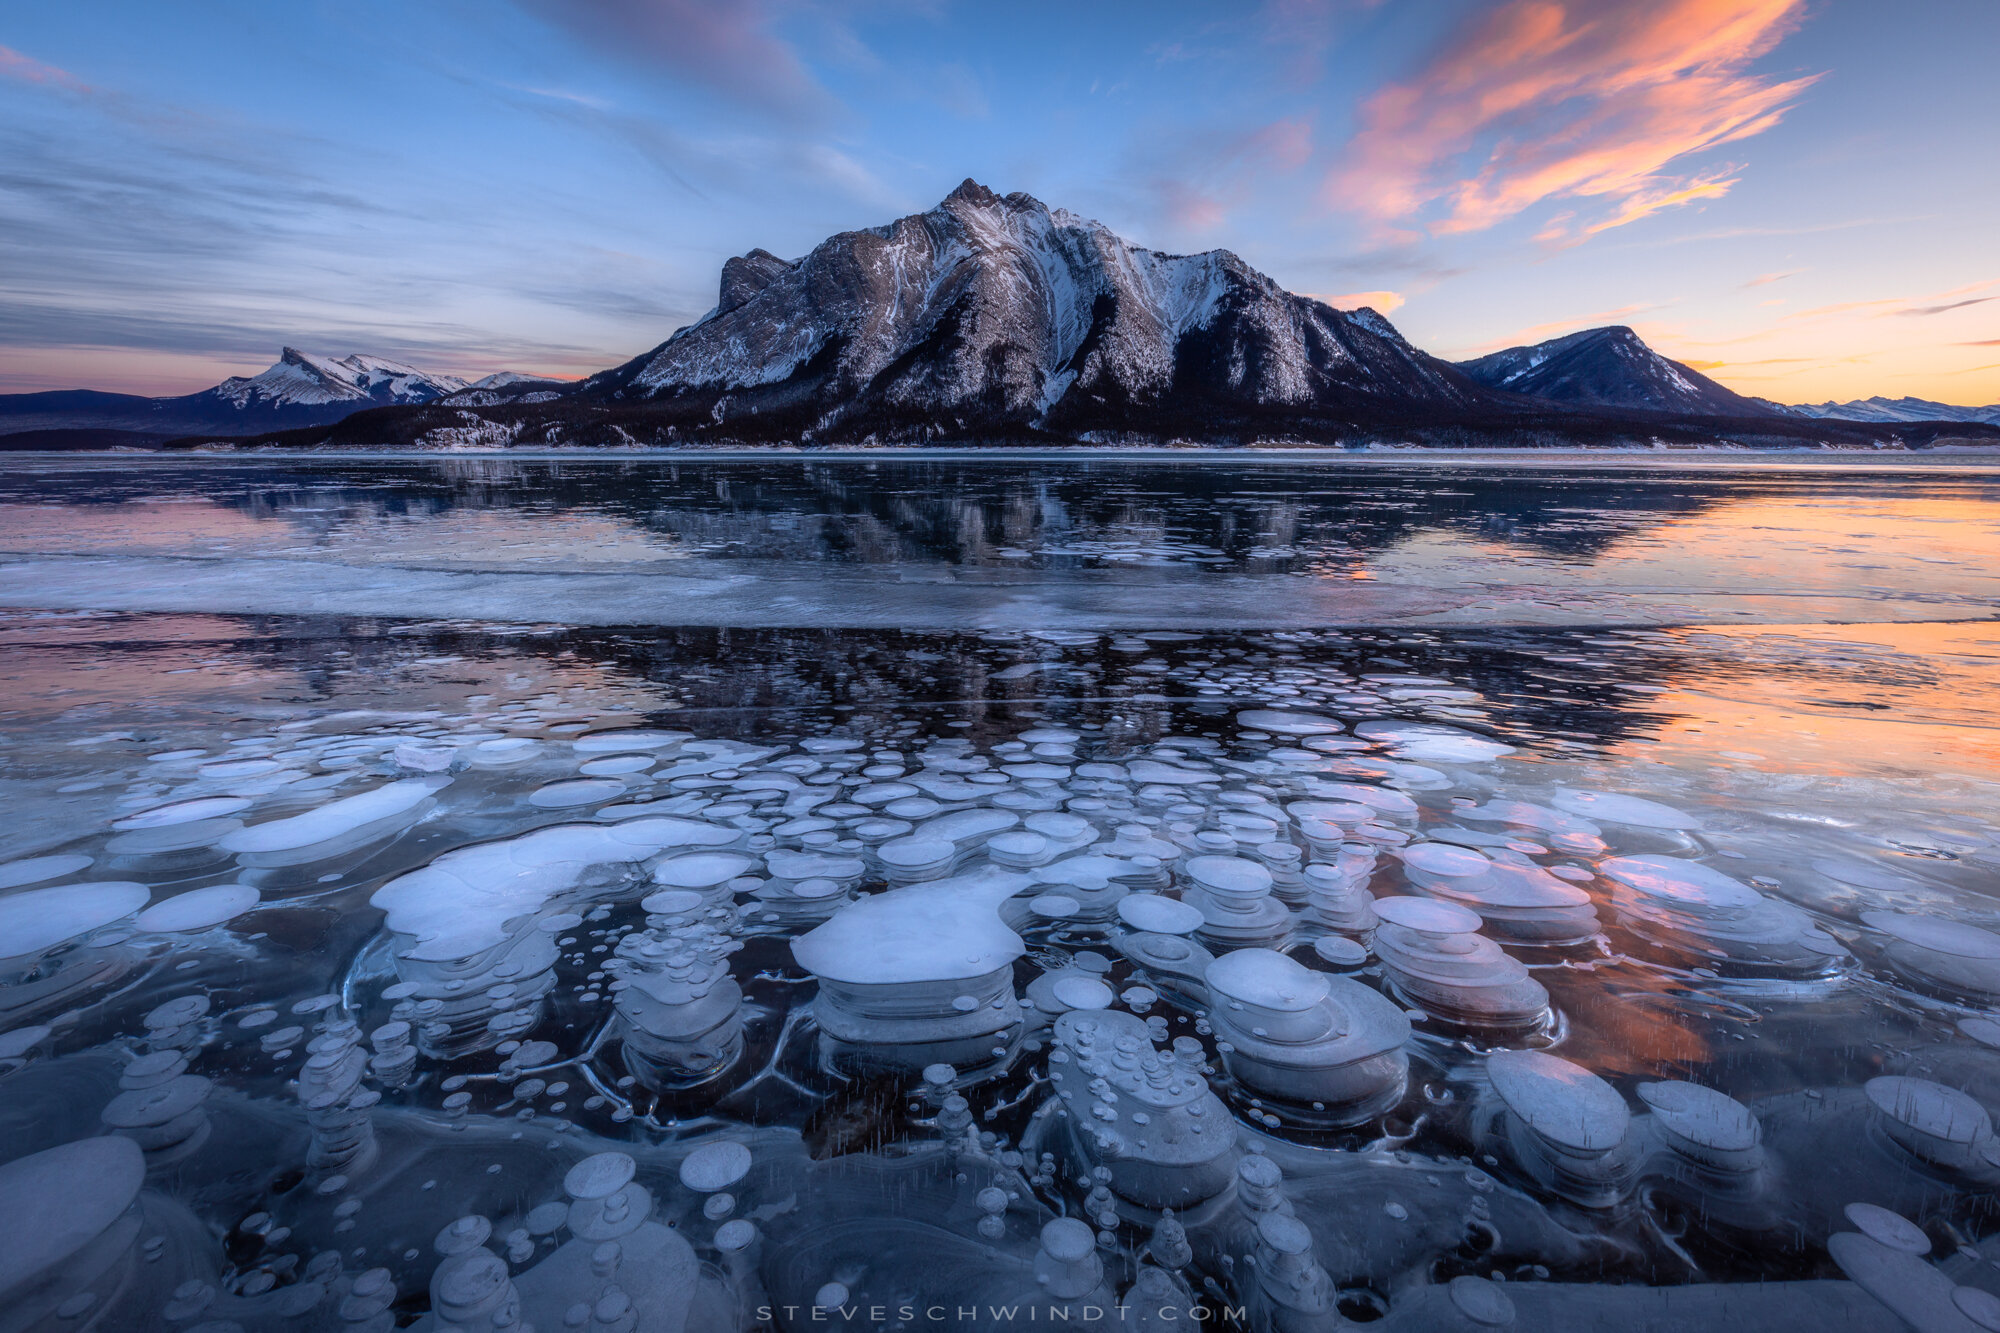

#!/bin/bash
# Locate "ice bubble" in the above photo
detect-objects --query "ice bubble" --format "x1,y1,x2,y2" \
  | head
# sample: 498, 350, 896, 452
112, 796, 254, 830
679, 1141, 752, 1193
221, 779, 440, 853
1127, 759, 1216, 786
1236, 710, 1344, 736
1313, 936, 1368, 967
1957, 1288, 2000, 1332
1354, 721, 1512, 763
765, 850, 865, 882
0, 1025, 50, 1060
1636, 1081, 1760, 1154
1051, 975, 1113, 1010
469, 737, 540, 766
1551, 790, 1701, 830
919, 809, 1020, 847
1030, 894, 1081, 919
1184, 856, 1273, 897
0, 1137, 146, 1301
573, 730, 689, 752
1116, 895, 1203, 935
1206, 949, 1330, 1012
1299, 784, 1418, 816
1961, 1017, 2000, 1049
579, 754, 655, 776
1863, 911, 2000, 959
0, 880, 149, 962
1488, 1050, 1629, 1153
1373, 896, 1483, 935
135, 884, 261, 933
0, 854, 94, 889
792, 869, 1029, 984
1597, 855, 1764, 910
527, 778, 628, 808
1843, 1202, 1930, 1254
1448, 1275, 1516, 1328
652, 852, 758, 890
564, 1152, 636, 1200
1865, 1075, 1992, 1147
1401, 843, 1490, 878
641, 890, 707, 915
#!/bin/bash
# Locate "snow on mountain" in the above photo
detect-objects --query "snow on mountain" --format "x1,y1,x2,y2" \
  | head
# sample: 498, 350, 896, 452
1768, 395, 2000, 425
209, 348, 468, 409
1454, 327, 1773, 417
585, 179, 1486, 439
465, 371, 562, 391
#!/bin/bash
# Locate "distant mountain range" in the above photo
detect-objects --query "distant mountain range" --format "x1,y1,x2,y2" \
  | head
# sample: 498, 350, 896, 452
4, 181, 1995, 450
0, 347, 561, 446
1762, 395, 2000, 426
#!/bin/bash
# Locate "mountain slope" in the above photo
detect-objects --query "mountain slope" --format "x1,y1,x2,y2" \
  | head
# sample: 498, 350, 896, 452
572, 179, 1494, 441
1768, 395, 2000, 425
1455, 326, 1774, 417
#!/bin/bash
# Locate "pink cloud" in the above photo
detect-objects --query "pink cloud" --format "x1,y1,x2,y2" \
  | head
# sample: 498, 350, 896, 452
1328, 0, 1818, 240
0, 44, 89, 92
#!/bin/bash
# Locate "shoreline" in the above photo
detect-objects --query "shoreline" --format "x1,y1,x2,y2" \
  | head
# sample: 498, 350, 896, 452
5, 443, 2000, 470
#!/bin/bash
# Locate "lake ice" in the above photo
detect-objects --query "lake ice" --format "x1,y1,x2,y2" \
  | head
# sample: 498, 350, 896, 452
2, 457, 1999, 1330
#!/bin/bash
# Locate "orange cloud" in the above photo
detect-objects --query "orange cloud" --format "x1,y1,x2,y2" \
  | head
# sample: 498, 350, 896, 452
1328, 0, 1817, 240
1312, 290, 1406, 313
0, 44, 88, 92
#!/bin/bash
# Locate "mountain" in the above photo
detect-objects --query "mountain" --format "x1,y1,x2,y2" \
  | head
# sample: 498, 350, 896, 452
207, 348, 465, 410
0, 348, 501, 439
561, 179, 1493, 443
1453, 326, 1775, 417
1767, 395, 2000, 426
440, 372, 571, 408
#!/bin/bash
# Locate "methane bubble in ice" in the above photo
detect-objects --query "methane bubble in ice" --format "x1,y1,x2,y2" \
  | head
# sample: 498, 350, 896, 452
6, 609, 1997, 1329
0, 880, 149, 963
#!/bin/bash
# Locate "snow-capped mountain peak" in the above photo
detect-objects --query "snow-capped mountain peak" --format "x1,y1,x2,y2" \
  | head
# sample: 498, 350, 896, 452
1769, 395, 2000, 425
1453, 326, 1771, 417
211, 348, 468, 409
587, 178, 1483, 437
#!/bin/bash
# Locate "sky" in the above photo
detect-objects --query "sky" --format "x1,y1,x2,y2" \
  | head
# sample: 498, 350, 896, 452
2, 0, 1996, 405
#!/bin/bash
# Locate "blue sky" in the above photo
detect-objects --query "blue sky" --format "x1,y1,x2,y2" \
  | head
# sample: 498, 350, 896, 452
3, 0, 1996, 402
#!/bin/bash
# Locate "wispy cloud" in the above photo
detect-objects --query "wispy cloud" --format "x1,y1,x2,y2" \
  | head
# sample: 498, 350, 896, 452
0, 44, 89, 93
1898, 296, 1993, 317
1790, 281, 1998, 321
1143, 116, 1315, 236
1329, 0, 1818, 241
1743, 268, 1802, 287
512, 0, 837, 122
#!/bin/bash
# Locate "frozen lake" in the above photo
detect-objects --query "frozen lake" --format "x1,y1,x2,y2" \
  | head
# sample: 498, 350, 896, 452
2, 456, 1998, 1331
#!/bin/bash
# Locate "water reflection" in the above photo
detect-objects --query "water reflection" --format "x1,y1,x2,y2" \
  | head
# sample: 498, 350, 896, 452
2, 460, 1999, 627
3, 608, 1999, 1329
